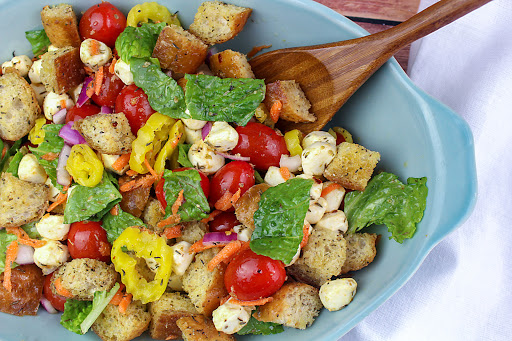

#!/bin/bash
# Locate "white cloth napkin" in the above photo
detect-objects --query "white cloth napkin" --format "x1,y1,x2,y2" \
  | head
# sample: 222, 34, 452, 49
342, 0, 512, 340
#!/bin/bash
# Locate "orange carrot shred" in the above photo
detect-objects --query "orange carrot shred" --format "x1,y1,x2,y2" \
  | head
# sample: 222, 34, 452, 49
47, 191, 68, 212
94, 67, 104, 96
110, 283, 125, 305
60, 99, 67, 109
171, 189, 184, 216
207, 240, 242, 271
109, 57, 117, 74
120, 173, 157, 192
111, 153, 131, 172
110, 204, 119, 216
269, 100, 282, 123
3, 241, 18, 292
90, 39, 100, 55
223, 240, 250, 264
188, 237, 231, 254
163, 224, 184, 239
279, 167, 291, 180
300, 223, 311, 248
17, 238, 47, 248
1, 145, 7, 158
118, 293, 132, 314
321, 182, 343, 197
41, 152, 59, 161
156, 214, 181, 229
6, 226, 47, 248
214, 188, 242, 211
228, 296, 273, 306
144, 157, 159, 179
54, 277, 73, 298
200, 210, 222, 224
126, 169, 138, 177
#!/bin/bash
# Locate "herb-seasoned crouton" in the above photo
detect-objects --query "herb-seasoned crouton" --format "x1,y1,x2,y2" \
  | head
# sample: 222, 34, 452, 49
176, 314, 235, 341
0, 70, 42, 141
233, 183, 270, 230
287, 227, 347, 287
40, 4, 81, 48
340, 233, 379, 274
182, 248, 228, 316
176, 221, 208, 245
188, 1, 252, 45
40, 46, 86, 94
0, 265, 44, 316
152, 25, 208, 74
92, 300, 151, 341
143, 197, 165, 233
209, 50, 255, 79
149, 292, 198, 340
253, 282, 323, 329
0, 173, 49, 228
324, 142, 380, 191
264, 80, 316, 123
73, 113, 135, 155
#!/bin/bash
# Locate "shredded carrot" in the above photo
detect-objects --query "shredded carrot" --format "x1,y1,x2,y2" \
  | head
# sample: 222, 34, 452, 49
6, 226, 47, 248
86, 77, 95, 97
110, 204, 119, 216
2, 241, 18, 292
279, 167, 291, 180
60, 99, 67, 110
247, 44, 272, 59
1, 145, 7, 158
163, 224, 184, 239
84, 66, 95, 74
214, 188, 242, 211
144, 157, 159, 179
223, 240, 251, 264
229, 296, 273, 306
94, 67, 104, 96
17, 238, 47, 248
156, 214, 181, 229
269, 100, 283, 123
118, 293, 132, 314
54, 277, 73, 298
207, 240, 243, 271
321, 182, 343, 197
120, 173, 157, 192
41, 152, 59, 161
90, 39, 100, 55
300, 223, 311, 248
164, 334, 180, 340
200, 210, 222, 224
126, 169, 138, 177
47, 191, 68, 212
109, 57, 117, 74
110, 283, 126, 305
111, 153, 131, 172
188, 237, 231, 254
171, 189, 185, 216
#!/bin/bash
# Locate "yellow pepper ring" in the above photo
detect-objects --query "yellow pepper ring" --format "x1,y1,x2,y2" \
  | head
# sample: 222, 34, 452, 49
153, 120, 186, 174
126, 2, 181, 27
65, 144, 104, 187
28, 118, 47, 145
111, 227, 173, 304
284, 129, 304, 157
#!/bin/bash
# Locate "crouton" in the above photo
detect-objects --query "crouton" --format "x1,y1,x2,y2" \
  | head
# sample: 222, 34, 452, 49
182, 248, 228, 316
176, 314, 235, 341
324, 142, 380, 191
0, 173, 49, 228
119, 184, 151, 218
209, 50, 255, 79
176, 221, 208, 245
149, 292, 198, 340
73, 113, 135, 154
253, 282, 323, 329
152, 25, 208, 74
0, 70, 42, 141
92, 300, 151, 341
263, 80, 316, 123
40, 46, 86, 94
143, 197, 165, 233
0, 264, 44, 316
233, 183, 270, 230
40, 4, 81, 48
168, 272, 185, 292
287, 227, 347, 287
52, 258, 118, 300
339, 233, 379, 274
188, 1, 252, 45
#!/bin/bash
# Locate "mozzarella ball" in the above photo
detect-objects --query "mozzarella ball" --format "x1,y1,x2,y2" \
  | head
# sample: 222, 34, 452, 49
30, 83, 48, 105
171, 241, 195, 276
36, 214, 70, 241
80, 38, 112, 70
319, 278, 357, 311
204, 121, 239, 152
279, 154, 302, 173
315, 210, 349, 233
302, 131, 336, 149
11, 55, 33, 77
188, 140, 225, 175
233, 225, 252, 242
29, 59, 43, 84
306, 197, 328, 224
114, 59, 134, 85
322, 182, 346, 212
296, 174, 323, 200
101, 153, 129, 175
182, 118, 207, 130
18, 154, 47, 184
264, 166, 294, 187
301, 142, 336, 176
212, 298, 253, 334
43, 92, 74, 121
45, 178, 61, 202
184, 126, 203, 145
33, 240, 69, 275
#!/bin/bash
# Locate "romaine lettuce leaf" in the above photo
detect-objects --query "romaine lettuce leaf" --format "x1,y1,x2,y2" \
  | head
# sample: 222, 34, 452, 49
102, 207, 146, 243
80, 283, 120, 334
0, 139, 23, 173
25, 29, 51, 57
237, 316, 284, 335
0, 229, 18, 272
29, 124, 65, 190
177, 144, 192, 168
115, 22, 165, 62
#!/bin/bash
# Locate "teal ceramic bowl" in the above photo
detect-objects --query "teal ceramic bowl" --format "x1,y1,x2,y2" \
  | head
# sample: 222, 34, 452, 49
0, 0, 477, 340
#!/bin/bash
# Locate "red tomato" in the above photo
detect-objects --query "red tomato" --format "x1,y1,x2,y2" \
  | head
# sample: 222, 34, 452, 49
115, 84, 156, 134
231, 122, 289, 170
79, 2, 127, 47
209, 211, 240, 232
65, 103, 101, 123
224, 249, 286, 301
208, 161, 254, 208
91, 65, 125, 107
155, 178, 167, 209
43, 272, 67, 312
155, 168, 210, 209
67, 221, 111, 262
334, 132, 346, 145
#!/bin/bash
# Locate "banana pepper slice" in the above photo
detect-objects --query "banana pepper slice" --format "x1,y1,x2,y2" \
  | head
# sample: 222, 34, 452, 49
66, 144, 104, 187
126, 2, 180, 27
153, 120, 185, 174
111, 227, 173, 304
284, 129, 304, 156
28, 118, 47, 145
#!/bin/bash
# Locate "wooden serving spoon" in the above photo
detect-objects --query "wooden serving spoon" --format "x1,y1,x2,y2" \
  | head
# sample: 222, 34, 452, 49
249, 0, 492, 134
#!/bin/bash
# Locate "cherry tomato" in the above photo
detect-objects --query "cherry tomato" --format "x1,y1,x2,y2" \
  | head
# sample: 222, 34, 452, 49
65, 103, 101, 123
209, 211, 240, 233
43, 272, 67, 312
91, 65, 125, 107
334, 131, 346, 145
208, 161, 254, 208
155, 168, 210, 209
224, 249, 286, 301
79, 2, 127, 47
115, 84, 156, 134
67, 221, 111, 262
231, 122, 289, 170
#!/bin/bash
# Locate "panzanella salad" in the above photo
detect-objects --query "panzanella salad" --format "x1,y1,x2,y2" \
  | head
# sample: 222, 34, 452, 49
0, 1, 428, 340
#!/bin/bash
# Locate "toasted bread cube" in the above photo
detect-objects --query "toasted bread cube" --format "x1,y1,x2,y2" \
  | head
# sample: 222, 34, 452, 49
253, 282, 323, 329
177, 314, 235, 341
188, 1, 252, 45
0, 70, 42, 141
287, 227, 347, 287
41, 4, 81, 48
209, 50, 255, 79
92, 300, 151, 341
40, 46, 86, 94
176, 221, 208, 244
340, 233, 379, 274
143, 197, 166, 233
324, 142, 380, 191
264, 80, 316, 123
149, 292, 198, 340
233, 183, 270, 230
73, 113, 135, 154
152, 25, 208, 74
0, 173, 49, 228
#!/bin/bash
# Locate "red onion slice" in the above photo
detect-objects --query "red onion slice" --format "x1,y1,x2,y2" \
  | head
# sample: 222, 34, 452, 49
202, 121, 213, 140
40, 297, 58, 314
100, 106, 113, 114
52, 108, 67, 124
76, 77, 93, 107
15, 244, 34, 265
56, 144, 72, 187
59, 122, 86, 146
216, 152, 250, 162
202, 232, 237, 246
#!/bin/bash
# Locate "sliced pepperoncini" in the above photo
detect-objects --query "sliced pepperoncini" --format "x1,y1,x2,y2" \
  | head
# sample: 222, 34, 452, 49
153, 120, 185, 174
66, 144, 104, 187
328, 126, 353, 143
284, 129, 304, 156
111, 227, 173, 304
126, 2, 180, 27
28, 118, 47, 145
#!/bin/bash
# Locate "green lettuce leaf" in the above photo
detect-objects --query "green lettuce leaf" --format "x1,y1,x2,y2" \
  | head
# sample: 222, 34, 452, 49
162, 169, 209, 222
29, 124, 65, 190
80, 283, 120, 334
64, 172, 122, 224
237, 316, 284, 335
25, 29, 51, 57
115, 22, 166, 62
0, 139, 23, 173
4, 146, 28, 177
344, 172, 428, 243
102, 208, 146, 243
20, 221, 41, 239
251, 178, 313, 263
0, 229, 18, 272
177, 144, 193, 168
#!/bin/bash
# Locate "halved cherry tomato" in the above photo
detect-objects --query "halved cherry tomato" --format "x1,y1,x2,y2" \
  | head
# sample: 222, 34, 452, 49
208, 161, 254, 208
208, 211, 240, 233
43, 272, 67, 312
67, 221, 111, 263
155, 168, 210, 209
115, 84, 156, 135
231, 122, 289, 170
79, 2, 127, 47
65, 103, 101, 123
224, 249, 286, 301
91, 64, 125, 107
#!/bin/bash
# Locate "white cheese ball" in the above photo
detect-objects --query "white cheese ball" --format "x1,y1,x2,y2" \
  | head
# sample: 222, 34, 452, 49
43, 92, 74, 121
101, 153, 129, 175
302, 131, 336, 149
10, 55, 33, 78
171, 241, 195, 276
36, 214, 70, 241
319, 278, 357, 311
321, 182, 346, 212
30, 83, 48, 105
188, 140, 225, 175
18, 154, 47, 184
182, 118, 207, 130
264, 166, 294, 187
33, 240, 69, 275
306, 197, 328, 225
29, 59, 43, 84
204, 121, 239, 152
279, 154, 302, 173
233, 225, 252, 242
301, 141, 336, 176
114, 59, 134, 85
296, 174, 323, 200
45, 177, 61, 202
212, 298, 253, 334
315, 210, 349, 233
184, 126, 203, 145
80, 38, 112, 70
